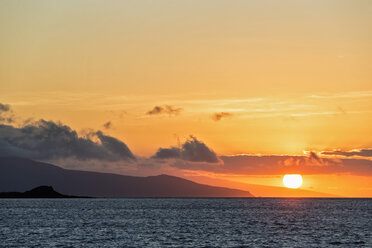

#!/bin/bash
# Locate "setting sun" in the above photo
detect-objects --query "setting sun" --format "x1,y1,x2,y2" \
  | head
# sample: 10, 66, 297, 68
283, 174, 303, 189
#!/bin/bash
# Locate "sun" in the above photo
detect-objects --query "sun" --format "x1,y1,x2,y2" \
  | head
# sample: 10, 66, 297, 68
283, 174, 303, 189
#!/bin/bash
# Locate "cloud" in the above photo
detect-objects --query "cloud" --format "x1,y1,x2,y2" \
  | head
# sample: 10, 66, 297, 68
152, 143, 372, 176
307, 91, 372, 99
0, 103, 14, 123
146, 105, 183, 116
153, 147, 181, 159
0, 120, 135, 161
0, 103, 10, 112
95, 131, 134, 160
103, 121, 112, 129
167, 152, 372, 176
1, 103, 371, 177
321, 149, 372, 158
277, 152, 336, 169
153, 136, 219, 163
211, 112, 233, 121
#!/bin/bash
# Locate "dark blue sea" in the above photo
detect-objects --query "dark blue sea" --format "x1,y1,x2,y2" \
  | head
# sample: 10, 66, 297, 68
0, 198, 371, 247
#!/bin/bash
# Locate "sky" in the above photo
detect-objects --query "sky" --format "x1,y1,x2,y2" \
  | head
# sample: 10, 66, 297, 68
1, 0, 372, 197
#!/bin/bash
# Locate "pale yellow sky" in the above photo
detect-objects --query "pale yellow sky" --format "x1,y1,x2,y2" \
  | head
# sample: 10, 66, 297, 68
1, 0, 371, 96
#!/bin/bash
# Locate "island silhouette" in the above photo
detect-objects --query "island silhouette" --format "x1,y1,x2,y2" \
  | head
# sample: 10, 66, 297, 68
0, 185, 86, 198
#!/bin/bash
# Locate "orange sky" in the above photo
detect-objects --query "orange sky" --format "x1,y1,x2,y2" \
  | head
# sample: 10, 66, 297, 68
0, 0, 371, 197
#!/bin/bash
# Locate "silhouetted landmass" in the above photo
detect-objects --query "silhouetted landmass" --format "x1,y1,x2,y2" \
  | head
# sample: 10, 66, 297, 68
0, 186, 87, 198
0, 157, 253, 197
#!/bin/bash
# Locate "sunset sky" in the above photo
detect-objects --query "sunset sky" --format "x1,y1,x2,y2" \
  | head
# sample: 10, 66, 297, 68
1, 0, 371, 197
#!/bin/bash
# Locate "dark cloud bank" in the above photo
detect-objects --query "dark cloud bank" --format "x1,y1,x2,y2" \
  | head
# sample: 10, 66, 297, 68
0, 102, 371, 176
1, 118, 371, 176
0, 120, 135, 161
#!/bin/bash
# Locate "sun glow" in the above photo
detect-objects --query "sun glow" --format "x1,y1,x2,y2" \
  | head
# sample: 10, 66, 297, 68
283, 174, 303, 189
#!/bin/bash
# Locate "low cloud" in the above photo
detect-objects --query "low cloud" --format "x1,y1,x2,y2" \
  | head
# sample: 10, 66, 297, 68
153, 136, 219, 163
146, 105, 183, 116
321, 149, 372, 158
168, 153, 372, 176
0, 120, 135, 161
211, 112, 233, 121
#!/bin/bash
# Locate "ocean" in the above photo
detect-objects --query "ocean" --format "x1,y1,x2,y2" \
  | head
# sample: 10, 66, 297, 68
0, 198, 371, 247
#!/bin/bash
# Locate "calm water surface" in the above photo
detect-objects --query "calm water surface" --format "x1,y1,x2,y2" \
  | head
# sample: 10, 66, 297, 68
0, 198, 371, 247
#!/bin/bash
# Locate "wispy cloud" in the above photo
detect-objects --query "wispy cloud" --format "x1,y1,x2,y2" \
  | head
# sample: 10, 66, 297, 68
322, 148, 372, 158
308, 91, 372, 99
103, 121, 112, 129
211, 112, 233, 121
146, 105, 183, 116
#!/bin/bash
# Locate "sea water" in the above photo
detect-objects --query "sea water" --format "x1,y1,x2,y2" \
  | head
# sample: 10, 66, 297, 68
0, 198, 371, 247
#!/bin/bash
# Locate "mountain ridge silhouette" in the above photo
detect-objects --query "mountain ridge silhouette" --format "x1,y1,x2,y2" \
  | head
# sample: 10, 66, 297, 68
0, 157, 253, 197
